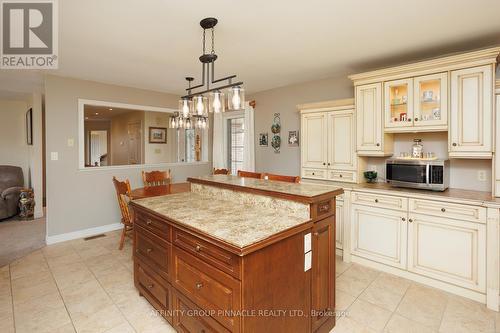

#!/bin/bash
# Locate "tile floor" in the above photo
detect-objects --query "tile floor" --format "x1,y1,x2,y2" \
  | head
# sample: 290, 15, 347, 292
0, 231, 499, 333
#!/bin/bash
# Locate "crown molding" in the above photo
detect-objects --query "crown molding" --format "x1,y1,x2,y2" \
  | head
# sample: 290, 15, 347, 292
297, 98, 354, 112
349, 46, 500, 85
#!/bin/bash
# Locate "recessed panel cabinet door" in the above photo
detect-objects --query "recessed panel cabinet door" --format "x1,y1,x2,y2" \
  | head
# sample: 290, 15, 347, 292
407, 214, 486, 292
450, 65, 493, 156
356, 83, 383, 152
351, 205, 407, 269
301, 112, 328, 168
328, 109, 356, 170
335, 199, 343, 250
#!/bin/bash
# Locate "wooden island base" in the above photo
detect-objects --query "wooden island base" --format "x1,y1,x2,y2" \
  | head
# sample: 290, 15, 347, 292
130, 175, 343, 333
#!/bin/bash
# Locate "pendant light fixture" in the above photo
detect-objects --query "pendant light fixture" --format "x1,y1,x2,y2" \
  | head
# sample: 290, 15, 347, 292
171, 17, 244, 129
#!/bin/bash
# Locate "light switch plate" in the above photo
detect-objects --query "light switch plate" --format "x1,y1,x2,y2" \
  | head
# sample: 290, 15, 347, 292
304, 251, 312, 272
304, 233, 311, 253
67, 138, 74, 147
50, 152, 58, 161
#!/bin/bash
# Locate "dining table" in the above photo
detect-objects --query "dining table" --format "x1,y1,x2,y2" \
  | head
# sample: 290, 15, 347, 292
129, 182, 191, 200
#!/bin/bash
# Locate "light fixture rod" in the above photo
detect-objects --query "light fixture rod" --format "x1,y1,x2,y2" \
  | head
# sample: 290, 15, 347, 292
181, 81, 243, 99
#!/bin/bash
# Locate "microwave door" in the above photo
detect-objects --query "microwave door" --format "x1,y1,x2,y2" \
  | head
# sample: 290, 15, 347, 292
386, 164, 427, 184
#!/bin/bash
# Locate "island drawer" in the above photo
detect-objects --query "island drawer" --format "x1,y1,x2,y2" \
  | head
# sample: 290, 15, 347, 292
135, 225, 171, 281
409, 198, 486, 224
172, 247, 241, 332
302, 168, 327, 180
352, 191, 408, 211
172, 289, 231, 333
135, 259, 171, 314
173, 229, 241, 279
135, 210, 171, 241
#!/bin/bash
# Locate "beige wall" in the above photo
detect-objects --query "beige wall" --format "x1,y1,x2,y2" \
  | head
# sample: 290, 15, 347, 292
0, 99, 30, 186
250, 75, 353, 176
44, 75, 211, 238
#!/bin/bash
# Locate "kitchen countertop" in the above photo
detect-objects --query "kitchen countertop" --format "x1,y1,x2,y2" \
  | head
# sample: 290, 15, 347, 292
188, 175, 344, 203
132, 191, 310, 248
302, 179, 500, 206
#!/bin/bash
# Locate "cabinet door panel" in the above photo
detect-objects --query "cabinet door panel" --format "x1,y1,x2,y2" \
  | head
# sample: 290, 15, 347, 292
356, 83, 382, 152
301, 113, 328, 168
351, 205, 407, 269
408, 214, 486, 292
413, 72, 448, 128
384, 78, 414, 129
336, 199, 343, 249
328, 110, 356, 170
450, 65, 492, 155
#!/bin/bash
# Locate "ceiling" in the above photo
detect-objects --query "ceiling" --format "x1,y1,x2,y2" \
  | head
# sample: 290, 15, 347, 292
2, 0, 500, 97
84, 105, 142, 121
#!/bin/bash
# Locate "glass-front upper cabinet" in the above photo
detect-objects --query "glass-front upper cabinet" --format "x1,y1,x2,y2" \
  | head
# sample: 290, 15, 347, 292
384, 78, 414, 129
413, 73, 448, 128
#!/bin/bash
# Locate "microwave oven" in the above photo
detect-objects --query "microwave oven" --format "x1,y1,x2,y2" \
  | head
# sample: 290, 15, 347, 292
386, 159, 449, 191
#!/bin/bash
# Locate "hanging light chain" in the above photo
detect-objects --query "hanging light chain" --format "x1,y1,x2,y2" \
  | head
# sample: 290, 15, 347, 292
211, 27, 215, 55
202, 28, 206, 55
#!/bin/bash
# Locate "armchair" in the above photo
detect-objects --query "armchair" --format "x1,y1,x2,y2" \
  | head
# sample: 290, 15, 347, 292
0, 166, 24, 220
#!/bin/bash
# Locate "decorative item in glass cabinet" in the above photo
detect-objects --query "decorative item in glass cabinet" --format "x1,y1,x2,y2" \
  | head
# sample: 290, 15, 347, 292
412, 139, 423, 158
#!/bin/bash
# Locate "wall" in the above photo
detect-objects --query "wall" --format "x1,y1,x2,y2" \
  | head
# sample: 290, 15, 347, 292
250, 75, 353, 176
45, 75, 212, 239
0, 99, 30, 186
27, 93, 44, 218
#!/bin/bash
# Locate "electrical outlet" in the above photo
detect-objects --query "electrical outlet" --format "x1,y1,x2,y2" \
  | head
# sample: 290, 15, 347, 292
477, 170, 487, 182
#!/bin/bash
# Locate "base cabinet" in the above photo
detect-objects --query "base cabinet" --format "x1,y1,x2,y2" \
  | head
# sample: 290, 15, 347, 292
351, 204, 407, 269
407, 214, 486, 292
335, 199, 343, 250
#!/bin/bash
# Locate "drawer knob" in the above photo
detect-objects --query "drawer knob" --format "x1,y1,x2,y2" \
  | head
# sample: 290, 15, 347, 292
414, 117, 418, 121
452, 143, 457, 147
323, 162, 326, 166
339, 174, 343, 178
196, 282, 203, 289
312, 172, 315, 176
146, 248, 153, 253
409, 219, 413, 223
195, 245, 202, 252
374, 199, 379, 203
313, 232, 319, 236
328, 163, 331, 166
401, 217, 406, 222
146, 219, 152, 226
441, 208, 446, 212
147, 284, 154, 289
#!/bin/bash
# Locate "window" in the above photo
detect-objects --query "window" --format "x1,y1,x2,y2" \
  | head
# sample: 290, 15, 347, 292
227, 117, 244, 175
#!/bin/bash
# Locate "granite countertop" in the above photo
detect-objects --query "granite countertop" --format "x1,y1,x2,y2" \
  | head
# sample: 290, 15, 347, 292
188, 175, 343, 201
132, 191, 310, 248
301, 179, 500, 206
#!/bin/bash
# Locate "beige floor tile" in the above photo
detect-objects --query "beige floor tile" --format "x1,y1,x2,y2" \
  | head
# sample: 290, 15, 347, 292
47, 252, 83, 268
14, 291, 72, 333
336, 274, 372, 297
10, 250, 49, 279
342, 264, 380, 282
76, 244, 111, 260
60, 279, 114, 319
439, 295, 495, 333
336, 256, 352, 276
0, 267, 11, 299
103, 321, 136, 333
43, 242, 77, 259
370, 272, 411, 296
51, 262, 95, 291
395, 283, 448, 329
384, 313, 437, 333
330, 317, 378, 333
70, 304, 127, 333
335, 289, 356, 311
85, 253, 126, 279
359, 283, 404, 311
346, 298, 392, 331
52, 323, 77, 333
0, 312, 15, 333
11, 269, 58, 304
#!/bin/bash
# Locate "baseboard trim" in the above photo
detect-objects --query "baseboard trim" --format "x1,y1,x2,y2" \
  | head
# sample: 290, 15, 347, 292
46, 223, 122, 245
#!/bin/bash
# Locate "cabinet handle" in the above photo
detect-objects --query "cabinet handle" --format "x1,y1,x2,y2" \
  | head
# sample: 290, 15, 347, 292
323, 162, 326, 166
407, 118, 412, 122
339, 174, 343, 178
402, 217, 406, 222
146, 219, 152, 226
452, 143, 457, 147
328, 163, 331, 166
376, 143, 380, 147
409, 219, 413, 223
441, 208, 446, 212
196, 282, 203, 289
146, 248, 153, 253
147, 284, 154, 289
195, 245, 202, 252
414, 118, 418, 121
312, 172, 315, 176
374, 199, 379, 203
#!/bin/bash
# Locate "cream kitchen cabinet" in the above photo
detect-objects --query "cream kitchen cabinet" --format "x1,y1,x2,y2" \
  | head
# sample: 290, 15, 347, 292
328, 110, 356, 171
336, 198, 343, 250
301, 112, 328, 168
495, 83, 500, 196
407, 213, 486, 292
356, 83, 393, 156
449, 65, 493, 158
351, 204, 407, 269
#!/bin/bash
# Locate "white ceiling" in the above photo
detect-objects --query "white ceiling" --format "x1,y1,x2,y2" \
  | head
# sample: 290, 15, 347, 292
2, 0, 500, 97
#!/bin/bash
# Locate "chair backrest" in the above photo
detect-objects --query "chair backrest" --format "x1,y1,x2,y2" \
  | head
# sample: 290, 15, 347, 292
142, 170, 171, 187
0, 165, 24, 191
112, 176, 132, 226
237, 170, 263, 179
213, 168, 230, 175
263, 173, 301, 183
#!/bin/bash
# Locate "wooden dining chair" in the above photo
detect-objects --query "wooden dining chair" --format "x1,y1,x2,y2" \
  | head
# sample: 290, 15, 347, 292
263, 173, 301, 183
112, 176, 133, 250
213, 168, 230, 175
237, 170, 263, 179
142, 170, 171, 187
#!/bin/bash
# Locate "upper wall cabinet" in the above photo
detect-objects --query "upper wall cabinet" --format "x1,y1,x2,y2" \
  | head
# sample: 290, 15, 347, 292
301, 112, 328, 169
356, 83, 393, 156
449, 65, 493, 158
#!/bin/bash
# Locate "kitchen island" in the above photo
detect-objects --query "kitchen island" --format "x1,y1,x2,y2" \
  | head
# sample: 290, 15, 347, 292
129, 175, 343, 333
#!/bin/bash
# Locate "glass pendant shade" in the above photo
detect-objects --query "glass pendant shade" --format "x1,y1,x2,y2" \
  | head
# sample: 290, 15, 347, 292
169, 116, 176, 128
209, 90, 225, 113
228, 86, 245, 110
178, 98, 192, 118
202, 118, 208, 129
185, 117, 192, 129
194, 95, 208, 116
178, 117, 184, 128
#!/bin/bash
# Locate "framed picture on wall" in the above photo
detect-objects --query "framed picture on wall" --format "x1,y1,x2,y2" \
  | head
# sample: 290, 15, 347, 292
26, 108, 33, 145
149, 127, 167, 143
288, 130, 299, 147
259, 133, 268, 146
